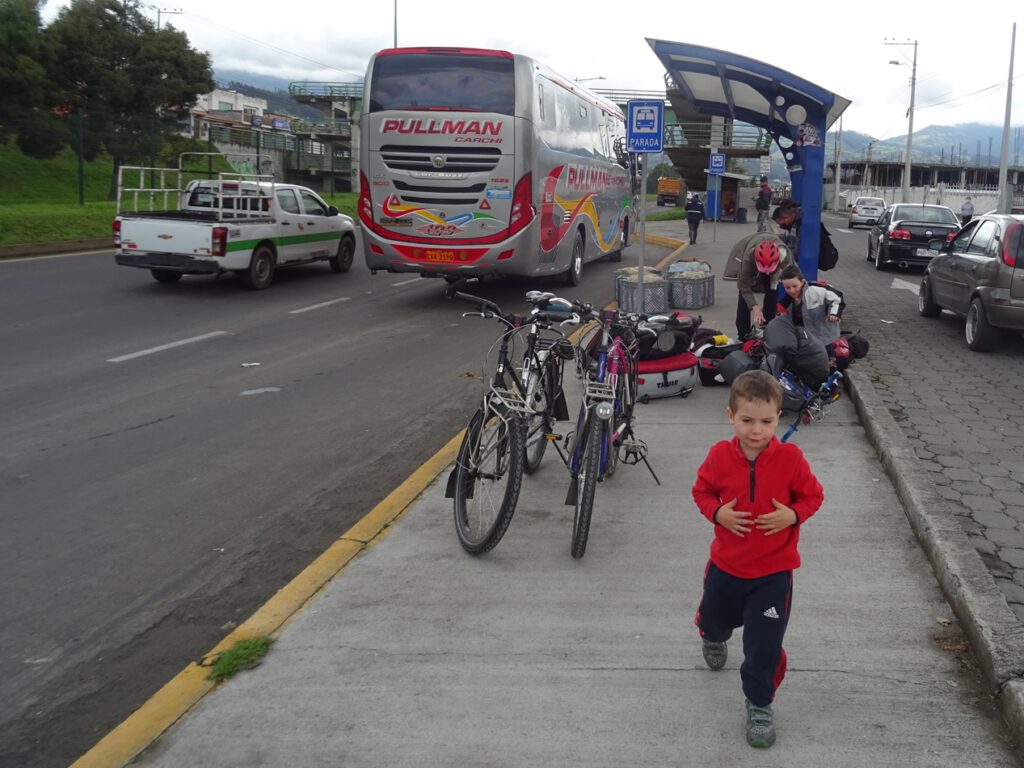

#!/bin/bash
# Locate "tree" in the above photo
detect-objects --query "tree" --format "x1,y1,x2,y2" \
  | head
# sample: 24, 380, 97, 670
0, 0, 69, 156
45, 0, 213, 196
646, 161, 679, 193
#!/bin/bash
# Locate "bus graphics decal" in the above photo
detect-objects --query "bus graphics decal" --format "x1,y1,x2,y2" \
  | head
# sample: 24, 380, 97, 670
540, 165, 627, 253
380, 194, 501, 236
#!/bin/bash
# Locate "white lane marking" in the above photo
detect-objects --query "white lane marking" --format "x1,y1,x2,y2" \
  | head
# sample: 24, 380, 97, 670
241, 387, 281, 396
392, 277, 421, 287
288, 297, 351, 314
836, 228, 854, 234
891, 277, 919, 294
107, 331, 230, 362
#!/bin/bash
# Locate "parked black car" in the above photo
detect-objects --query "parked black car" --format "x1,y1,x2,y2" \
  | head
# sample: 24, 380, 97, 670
918, 213, 1024, 351
867, 203, 960, 270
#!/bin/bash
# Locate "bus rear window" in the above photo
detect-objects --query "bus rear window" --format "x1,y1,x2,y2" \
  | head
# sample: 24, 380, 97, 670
369, 53, 514, 115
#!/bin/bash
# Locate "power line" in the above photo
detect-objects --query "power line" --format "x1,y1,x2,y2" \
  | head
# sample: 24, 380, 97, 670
175, 10, 364, 80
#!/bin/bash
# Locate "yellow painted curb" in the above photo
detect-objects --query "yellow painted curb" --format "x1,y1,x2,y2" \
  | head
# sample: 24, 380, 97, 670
71, 430, 464, 768
642, 233, 688, 271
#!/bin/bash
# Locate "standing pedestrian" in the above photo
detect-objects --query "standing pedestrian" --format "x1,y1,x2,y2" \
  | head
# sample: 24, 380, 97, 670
692, 369, 825, 749
960, 196, 974, 226
686, 193, 706, 245
755, 176, 772, 232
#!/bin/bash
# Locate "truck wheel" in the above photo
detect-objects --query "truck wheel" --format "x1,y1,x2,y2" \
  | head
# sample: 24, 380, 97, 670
239, 245, 276, 290
330, 235, 355, 273
150, 269, 182, 284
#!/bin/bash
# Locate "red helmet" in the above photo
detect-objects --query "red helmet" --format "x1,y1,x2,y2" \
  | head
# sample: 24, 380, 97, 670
753, 240, 780, 273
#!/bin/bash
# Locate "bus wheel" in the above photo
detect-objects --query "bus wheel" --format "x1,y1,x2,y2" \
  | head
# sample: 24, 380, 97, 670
564, 232, 584, 286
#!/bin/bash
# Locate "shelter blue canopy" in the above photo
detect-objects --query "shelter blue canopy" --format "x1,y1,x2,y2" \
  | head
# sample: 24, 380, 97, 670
647, 39, 851, 279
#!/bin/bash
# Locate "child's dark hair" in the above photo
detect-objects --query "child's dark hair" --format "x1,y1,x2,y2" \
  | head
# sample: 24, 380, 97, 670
729, 370, 783, 411
779, 264, 804, 282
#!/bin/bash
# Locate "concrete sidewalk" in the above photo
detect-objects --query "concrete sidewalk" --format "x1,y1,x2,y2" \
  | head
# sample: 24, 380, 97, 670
116, 218, 1019, 766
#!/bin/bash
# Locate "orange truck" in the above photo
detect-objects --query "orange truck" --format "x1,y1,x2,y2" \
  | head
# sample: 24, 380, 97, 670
656, 176, 682, 207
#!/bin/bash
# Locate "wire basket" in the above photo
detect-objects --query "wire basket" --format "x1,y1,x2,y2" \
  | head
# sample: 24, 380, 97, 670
619, 275, 669, 314
668, 274, 714, 309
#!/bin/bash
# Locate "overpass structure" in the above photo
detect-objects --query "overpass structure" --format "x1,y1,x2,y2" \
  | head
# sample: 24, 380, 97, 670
646, 39, 850, 280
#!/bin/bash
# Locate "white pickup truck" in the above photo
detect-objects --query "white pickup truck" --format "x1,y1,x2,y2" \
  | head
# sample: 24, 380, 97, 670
114, 170, 357, 290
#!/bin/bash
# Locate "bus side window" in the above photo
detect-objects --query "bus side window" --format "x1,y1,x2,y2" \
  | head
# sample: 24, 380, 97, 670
538, 83, 545, 121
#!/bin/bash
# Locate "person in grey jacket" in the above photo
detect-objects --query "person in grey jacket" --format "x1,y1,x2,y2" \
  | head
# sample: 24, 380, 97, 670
777, 264, 844, 349
960, 196, 974, 226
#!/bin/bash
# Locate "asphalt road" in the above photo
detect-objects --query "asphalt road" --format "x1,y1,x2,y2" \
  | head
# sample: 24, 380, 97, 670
0, 240, 669, 768
823, 216, 1024, 623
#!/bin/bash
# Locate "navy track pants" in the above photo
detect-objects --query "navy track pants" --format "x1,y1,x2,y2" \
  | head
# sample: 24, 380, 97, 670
695, 561, 793, 707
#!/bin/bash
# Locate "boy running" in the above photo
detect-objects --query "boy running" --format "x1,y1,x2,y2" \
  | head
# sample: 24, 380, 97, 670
692, 370, 824, 748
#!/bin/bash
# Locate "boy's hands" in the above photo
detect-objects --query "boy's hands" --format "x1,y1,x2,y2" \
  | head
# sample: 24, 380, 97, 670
715, 498, 797, 537
715, 499, 753, 537
756, 499, 798, 535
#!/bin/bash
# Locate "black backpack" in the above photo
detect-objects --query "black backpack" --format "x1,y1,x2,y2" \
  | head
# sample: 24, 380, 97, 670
819, 224, 839, 271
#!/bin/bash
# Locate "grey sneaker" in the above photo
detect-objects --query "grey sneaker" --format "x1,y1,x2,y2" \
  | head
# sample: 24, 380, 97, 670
745, 700, 776, 748
701, 639, 727, 671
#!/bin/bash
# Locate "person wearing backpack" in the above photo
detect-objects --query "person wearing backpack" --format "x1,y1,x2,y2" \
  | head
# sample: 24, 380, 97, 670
772, 200, 839, 271
754, 176, 772, 232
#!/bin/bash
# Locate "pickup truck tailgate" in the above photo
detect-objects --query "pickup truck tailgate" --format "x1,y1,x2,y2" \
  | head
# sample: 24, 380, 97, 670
119, 217, 216, 255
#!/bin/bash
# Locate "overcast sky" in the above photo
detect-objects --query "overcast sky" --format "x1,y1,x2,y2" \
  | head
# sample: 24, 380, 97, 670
42, 0, 1022, 141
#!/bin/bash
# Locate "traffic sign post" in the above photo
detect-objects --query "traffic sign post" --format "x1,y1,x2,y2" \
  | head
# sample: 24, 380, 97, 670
626, 101, 666, 315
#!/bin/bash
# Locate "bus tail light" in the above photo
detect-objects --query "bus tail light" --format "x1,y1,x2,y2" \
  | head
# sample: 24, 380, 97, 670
359, 172, 374, 229
112, 218, 121, 248
211, 226, 228, 257
508, 173, 535, 238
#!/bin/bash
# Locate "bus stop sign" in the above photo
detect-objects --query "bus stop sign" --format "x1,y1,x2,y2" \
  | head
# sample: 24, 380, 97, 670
709, 152, 726, 174
626, 100, 664, 153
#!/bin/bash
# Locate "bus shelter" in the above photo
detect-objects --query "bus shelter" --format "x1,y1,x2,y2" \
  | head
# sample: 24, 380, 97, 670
647, 39, 850, 280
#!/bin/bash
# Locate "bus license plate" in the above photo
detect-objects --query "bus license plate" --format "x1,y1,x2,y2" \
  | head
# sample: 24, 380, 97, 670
423, 249, 456, 262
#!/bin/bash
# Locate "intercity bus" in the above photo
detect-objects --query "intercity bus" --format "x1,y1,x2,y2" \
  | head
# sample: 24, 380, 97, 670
359, 47, 636, 285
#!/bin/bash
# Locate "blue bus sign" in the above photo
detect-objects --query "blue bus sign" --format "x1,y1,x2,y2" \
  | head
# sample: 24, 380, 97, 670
709, 152, 726, 174
626, 100, 664, 153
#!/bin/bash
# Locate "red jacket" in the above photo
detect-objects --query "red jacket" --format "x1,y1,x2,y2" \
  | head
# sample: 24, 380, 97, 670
692, 436, 823, 579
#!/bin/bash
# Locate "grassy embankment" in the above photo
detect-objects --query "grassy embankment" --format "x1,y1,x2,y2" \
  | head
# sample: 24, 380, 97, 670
0, 140, 358, 247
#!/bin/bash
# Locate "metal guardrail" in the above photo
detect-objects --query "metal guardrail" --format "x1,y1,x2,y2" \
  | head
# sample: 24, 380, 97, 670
289, 82, 364, 100
289, 118, 352, 138
663, 122, 772, 152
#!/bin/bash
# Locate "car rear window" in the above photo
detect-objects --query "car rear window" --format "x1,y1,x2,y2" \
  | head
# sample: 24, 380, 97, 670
892, 206, 958, 225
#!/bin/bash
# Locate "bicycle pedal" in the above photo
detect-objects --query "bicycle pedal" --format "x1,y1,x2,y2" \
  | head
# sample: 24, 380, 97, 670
544, 433, 563, 442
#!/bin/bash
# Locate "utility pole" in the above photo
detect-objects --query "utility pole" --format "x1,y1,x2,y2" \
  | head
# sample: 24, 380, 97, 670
833, 115, 842, 211
886, 38, 917, 203
155, 7, 181, 30
997, 22, 1016, 214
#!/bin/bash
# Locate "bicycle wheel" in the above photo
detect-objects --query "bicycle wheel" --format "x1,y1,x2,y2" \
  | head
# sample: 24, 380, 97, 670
571, 415, 601, 559
523, 359, 556, 474
604, 411, 620, 479
453, 402, 525, 554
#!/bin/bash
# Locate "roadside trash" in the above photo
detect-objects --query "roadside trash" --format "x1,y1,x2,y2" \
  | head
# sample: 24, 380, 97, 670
241, 362, 261, 367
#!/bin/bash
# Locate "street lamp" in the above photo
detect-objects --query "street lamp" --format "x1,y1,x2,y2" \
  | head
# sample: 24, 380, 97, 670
886, 39, 918, 203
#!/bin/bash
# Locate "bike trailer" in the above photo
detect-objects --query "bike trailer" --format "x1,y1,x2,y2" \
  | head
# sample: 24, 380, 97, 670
637, 351, 697, 402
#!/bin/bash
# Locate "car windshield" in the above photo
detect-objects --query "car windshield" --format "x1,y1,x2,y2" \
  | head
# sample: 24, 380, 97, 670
892, 206, 958, 225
